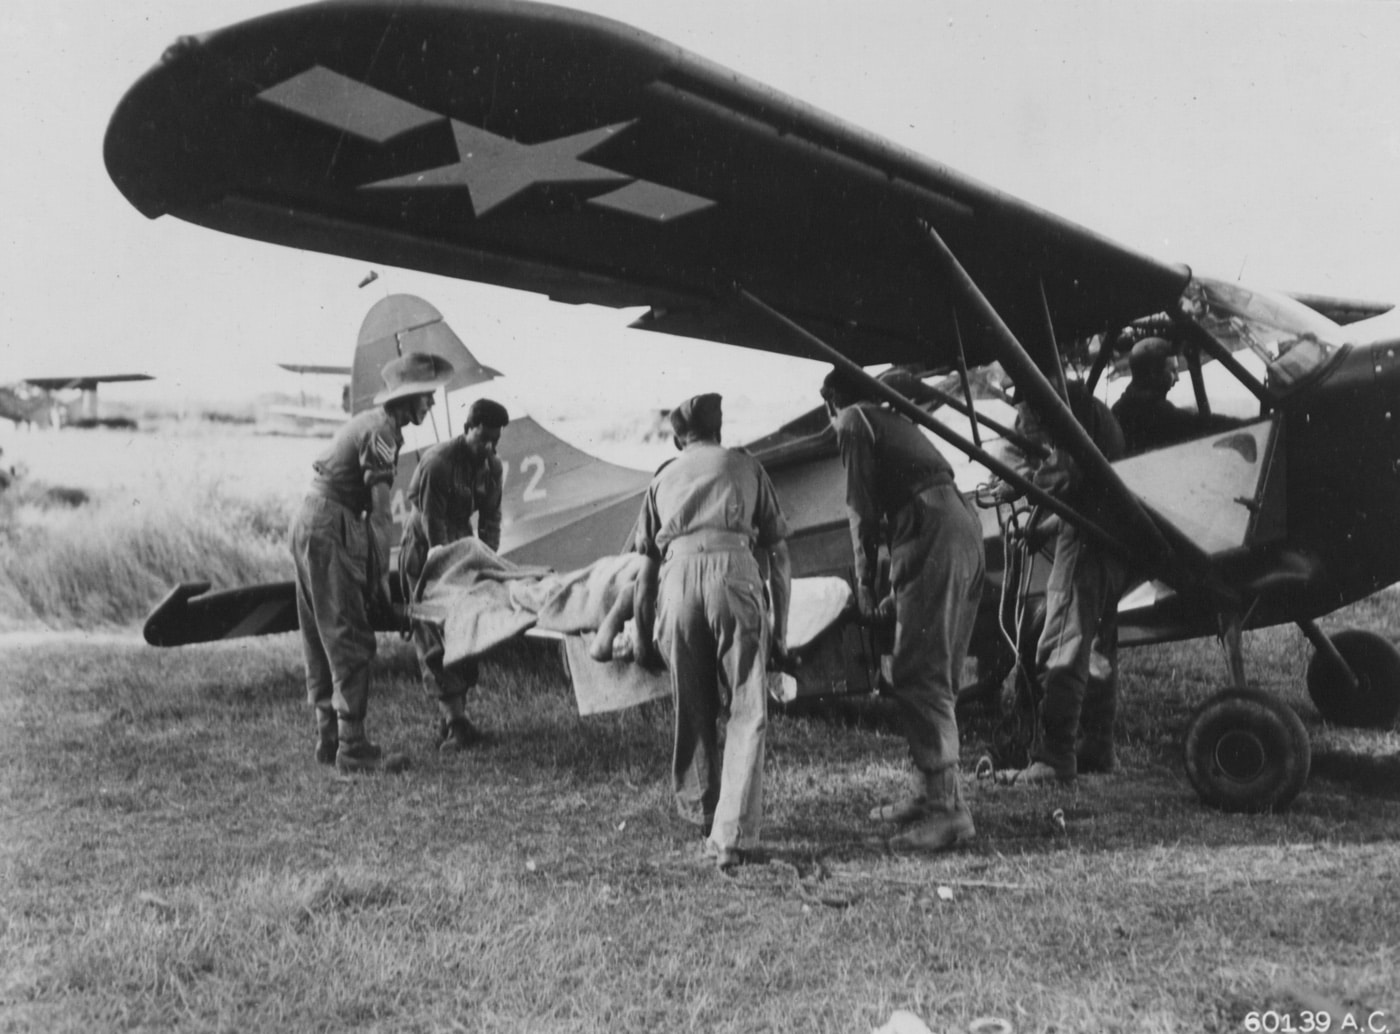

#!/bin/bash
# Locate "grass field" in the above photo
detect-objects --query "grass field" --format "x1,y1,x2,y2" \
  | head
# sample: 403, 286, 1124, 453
1, 424, 1397, 1032
3, 622, 1397, 1033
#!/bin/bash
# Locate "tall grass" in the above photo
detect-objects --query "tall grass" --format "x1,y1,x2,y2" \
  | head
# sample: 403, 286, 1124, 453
0, 476, 292, 630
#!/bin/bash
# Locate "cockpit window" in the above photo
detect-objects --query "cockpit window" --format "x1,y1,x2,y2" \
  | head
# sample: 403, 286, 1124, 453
1184, 276, 1344, 389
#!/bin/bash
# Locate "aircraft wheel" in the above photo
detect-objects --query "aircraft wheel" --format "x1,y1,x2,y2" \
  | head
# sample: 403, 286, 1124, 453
1182, 689, 1310, 813
1305, 629, 1400, 729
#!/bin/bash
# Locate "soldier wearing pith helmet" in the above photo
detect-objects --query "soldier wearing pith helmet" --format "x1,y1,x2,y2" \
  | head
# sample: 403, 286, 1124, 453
289, 351, 455, 774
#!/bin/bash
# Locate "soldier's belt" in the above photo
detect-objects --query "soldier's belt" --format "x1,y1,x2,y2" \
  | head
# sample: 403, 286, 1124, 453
306, 483, 371, 518
664, 530, 752, 558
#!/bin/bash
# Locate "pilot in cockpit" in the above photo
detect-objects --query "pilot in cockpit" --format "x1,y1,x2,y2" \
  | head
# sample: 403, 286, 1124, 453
1111, 337, 1245, 456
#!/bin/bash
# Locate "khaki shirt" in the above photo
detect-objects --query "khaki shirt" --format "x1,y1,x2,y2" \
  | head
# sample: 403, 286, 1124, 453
403, 436, 504, 553
633, 441, 789, 560
832, 402, 954, 587
309, 408, 401, 514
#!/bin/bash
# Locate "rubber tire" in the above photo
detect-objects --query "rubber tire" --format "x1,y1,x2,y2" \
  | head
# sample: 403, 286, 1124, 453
1305, 629, 1400, 729
1182, 689, 1310, 813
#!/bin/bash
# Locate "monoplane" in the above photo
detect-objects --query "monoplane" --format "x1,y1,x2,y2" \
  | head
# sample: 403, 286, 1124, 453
106, 0, 1400, 811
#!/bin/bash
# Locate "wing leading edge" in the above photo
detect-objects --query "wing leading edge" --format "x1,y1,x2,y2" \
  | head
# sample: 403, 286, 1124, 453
105, 0, 1190, 370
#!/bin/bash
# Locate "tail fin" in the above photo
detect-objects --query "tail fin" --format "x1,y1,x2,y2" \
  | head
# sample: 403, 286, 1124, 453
350, 294, 503, 413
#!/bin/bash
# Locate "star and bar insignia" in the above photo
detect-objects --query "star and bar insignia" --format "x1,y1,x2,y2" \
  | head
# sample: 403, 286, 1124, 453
257, 66, 715, 223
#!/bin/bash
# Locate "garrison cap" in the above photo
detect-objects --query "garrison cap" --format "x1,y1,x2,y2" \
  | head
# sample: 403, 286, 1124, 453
670, 393, 723, 440
466, 398, 510, 429
820, 366, 869, 406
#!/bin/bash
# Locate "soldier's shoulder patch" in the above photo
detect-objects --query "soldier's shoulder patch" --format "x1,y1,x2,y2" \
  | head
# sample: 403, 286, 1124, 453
369, 432, 397, 466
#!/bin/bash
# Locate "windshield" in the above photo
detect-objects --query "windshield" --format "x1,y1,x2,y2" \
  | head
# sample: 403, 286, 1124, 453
1184, 276, 1344, 389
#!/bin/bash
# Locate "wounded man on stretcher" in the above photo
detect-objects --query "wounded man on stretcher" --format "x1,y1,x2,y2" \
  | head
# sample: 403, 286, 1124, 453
404, 538, 849, 679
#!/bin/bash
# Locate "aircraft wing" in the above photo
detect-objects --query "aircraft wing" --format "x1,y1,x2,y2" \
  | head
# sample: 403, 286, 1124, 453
105, 0, 1190, 371
23, 374, 153, 392
1286, 292, 1394, 327
278, 363, 352, 376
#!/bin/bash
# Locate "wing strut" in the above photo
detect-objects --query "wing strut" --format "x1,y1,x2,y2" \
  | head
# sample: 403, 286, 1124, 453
913, 223, 1229, 599
887, 368, 1045, 461
1186, 347, 1213, 416
1037, 277, 1070, 401
949, 311, 982, 449
1171, 302, 1273, 409
730, 286, 1131, 564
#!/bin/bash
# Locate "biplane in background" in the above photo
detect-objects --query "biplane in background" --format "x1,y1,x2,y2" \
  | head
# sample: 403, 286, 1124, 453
0, 373, 153, 429
265, 361, 351, 434
107, 0, 1400, 812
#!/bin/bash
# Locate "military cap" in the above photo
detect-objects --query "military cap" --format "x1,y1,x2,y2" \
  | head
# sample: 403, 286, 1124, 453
820, 366, 870, 406
671, 393, 723, 440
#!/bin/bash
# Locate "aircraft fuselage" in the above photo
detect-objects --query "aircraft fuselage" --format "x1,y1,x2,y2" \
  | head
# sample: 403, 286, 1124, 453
1279, 337, 1400, 617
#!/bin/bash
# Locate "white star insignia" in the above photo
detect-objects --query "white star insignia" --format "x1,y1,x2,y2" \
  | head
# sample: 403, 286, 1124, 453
258, 67, 713, 222
366, 120, 634, 216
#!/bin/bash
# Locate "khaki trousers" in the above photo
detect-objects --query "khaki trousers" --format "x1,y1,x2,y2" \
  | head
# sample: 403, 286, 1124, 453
656, 548, 769, 852
885, 485, 985, 775
290, 495, 375, 718
1032, 523, 1128, 773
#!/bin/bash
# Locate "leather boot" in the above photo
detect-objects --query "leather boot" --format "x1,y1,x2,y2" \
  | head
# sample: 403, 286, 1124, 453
889, 766, 975, 853
869, 765, 929, 823
1025, 670, 1080, 780
436, 696, 484, 752
314, 707, 338, 765
439, 717, 484, 753
1075, 738, 1117, 774
1076, 674, 1118, 773
335, 716, 410, 775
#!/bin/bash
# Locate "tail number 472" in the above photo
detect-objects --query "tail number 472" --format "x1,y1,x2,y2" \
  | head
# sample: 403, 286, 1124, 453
502, 454, 547, 502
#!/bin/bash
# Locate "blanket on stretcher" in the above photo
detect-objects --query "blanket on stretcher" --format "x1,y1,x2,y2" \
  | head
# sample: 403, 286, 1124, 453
407, 539, 648, 670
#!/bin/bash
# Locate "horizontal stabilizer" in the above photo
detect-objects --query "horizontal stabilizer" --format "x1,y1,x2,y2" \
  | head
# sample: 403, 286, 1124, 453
1287, 292, 1393, 326
144, 580, 298, 646
495, 416, 652, 569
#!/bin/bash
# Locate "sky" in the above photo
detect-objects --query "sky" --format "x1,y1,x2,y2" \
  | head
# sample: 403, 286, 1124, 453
4, 0, 1399, 426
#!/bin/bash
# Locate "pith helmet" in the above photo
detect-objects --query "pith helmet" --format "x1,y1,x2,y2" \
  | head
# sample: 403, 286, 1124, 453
374, 352, 456, 405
